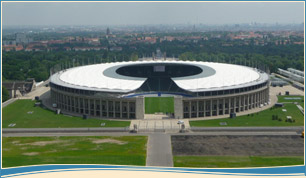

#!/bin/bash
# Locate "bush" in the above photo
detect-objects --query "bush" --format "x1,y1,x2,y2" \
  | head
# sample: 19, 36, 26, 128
278, 118, 282, 121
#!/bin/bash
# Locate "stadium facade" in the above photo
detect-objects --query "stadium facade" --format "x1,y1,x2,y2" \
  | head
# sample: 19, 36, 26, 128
50, 58, 270, 119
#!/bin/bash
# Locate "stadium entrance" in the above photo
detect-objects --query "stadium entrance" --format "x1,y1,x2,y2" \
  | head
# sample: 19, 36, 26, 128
144, 97, 174, 118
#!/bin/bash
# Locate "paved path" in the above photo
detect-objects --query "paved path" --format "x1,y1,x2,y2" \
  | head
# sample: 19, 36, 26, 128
21, 80, 50, 100
146, 133, 173, 167
3, 126, 303, 136
3, 131, 300, 137
2, 98, 18, 108
130, 119, 190, 132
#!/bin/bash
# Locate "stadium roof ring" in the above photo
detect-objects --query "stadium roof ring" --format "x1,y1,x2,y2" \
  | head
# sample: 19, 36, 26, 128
50, 59, 270, 120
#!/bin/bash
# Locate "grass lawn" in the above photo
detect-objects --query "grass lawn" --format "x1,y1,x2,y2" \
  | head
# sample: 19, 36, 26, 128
277, 95, 304, 107
145, 97, 174, 114
2, 136, 147, 168
173, 156, 304, 168
2, 100, 130, 128
190, 102, 304, 127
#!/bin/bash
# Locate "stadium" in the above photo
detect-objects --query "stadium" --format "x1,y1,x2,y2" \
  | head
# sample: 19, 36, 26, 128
50, 58, 270, 119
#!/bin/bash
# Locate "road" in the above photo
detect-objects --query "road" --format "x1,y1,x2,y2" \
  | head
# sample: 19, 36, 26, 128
146, 133, 173, 167
3, 126, 303, 137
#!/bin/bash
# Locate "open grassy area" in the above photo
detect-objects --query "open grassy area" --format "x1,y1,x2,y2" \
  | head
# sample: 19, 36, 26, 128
173, 156, 304, 168
145, 97, 174, 114
2, 136, 147, 168
190, 103, 304, 127
277, 95, 304, 107
2, 100, 130, 128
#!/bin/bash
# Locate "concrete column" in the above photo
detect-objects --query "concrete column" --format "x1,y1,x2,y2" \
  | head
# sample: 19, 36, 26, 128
266, 89, 269, 103
100, 99, 103, 118
174, 97, 183, 119
72, 96, 74, 111
216, 99, 219, 116
253, 94, 255, 108
238, 96, 240, 112
88, 99, 91, 115
94, 100, 96, 116
66, 96, 68, 111
113, 101, 115, 118
76, 97, 79, 113
233, 97, 236, 113
127, 102, 130, 119
106, 100, 109, 118
247, 95, 249, 110
77, 97, 80, 114
136, 97, 144, 119
69, 96, 72, 111
257, 92, 259, 106
250, 95, 252, 108
120, 101, 122, 119
64, 95, 66, 110
223, 98, 225, 115
196, 100, 199, 118
263, 90, 265, 103
82, 98, 85, 114
203, 100, 206, 117
249, 94, 251, 108
210, 99, 212, 116
188, 101, 191, 118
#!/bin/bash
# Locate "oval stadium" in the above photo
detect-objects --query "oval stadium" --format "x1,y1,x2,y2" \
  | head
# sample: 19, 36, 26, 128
50, 58, 270, 119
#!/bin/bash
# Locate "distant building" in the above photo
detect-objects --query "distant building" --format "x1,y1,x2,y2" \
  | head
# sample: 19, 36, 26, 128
15, 33, 33, 45
106, 28, 110, 35
278, 68, 304, 83
288, 68, 304, 77
109, 46, 122, 51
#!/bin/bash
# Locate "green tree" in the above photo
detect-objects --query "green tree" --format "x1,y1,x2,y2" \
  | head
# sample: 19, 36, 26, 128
2, 86, 10, 102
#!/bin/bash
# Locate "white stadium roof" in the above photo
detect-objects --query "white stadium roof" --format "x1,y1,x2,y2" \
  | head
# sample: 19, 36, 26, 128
51, 60, 268, 93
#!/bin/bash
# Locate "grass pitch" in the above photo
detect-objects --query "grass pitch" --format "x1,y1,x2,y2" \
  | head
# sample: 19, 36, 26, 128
2, 136, 147, 168
2, 100, 130, 128
145, 97, 174, 114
